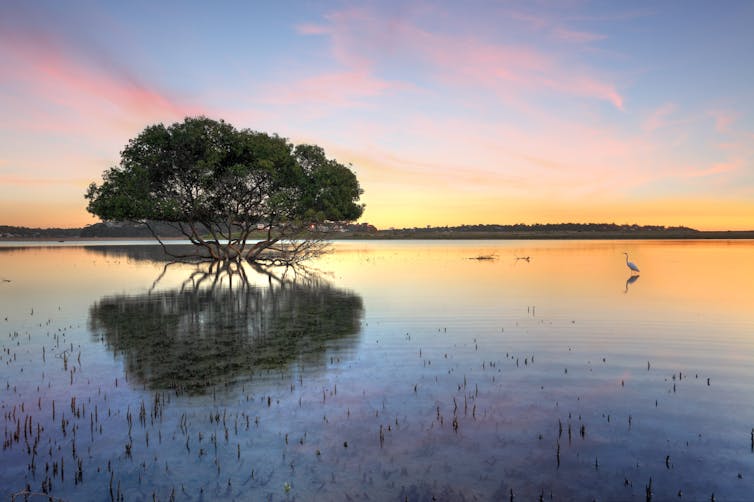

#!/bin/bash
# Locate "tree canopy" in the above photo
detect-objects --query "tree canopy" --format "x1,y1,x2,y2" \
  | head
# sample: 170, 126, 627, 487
85, 117, 363, 263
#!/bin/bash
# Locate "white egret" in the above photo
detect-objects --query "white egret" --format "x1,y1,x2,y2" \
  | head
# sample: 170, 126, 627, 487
623, 252, 640, 274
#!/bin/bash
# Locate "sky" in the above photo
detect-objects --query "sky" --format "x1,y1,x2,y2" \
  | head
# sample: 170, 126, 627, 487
1, 1, 753, 230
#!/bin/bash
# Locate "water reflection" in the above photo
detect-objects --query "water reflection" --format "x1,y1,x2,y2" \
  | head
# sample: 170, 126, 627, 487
3, 241, 754, 500
88, 262, 363, 394
624, 273, 640, 293
83, 243, 205, 262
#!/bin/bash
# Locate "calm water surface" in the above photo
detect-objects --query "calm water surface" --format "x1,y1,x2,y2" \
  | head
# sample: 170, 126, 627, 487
1, 240, 753, 500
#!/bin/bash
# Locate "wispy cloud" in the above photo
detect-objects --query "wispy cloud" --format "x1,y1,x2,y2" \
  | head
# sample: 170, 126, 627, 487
0, 27, 200, 138
295, 6, 625, 110
507, 10, 550, 30
684, 161, 740, 178
324, 111, 648, 202
294, 23, 330, 36
708, 109, 736, 134
552, 27, 607, 44
261, 71, 402, 108
643, 103, 678, 132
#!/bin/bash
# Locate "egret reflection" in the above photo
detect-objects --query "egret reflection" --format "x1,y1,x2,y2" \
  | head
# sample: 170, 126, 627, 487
624, 274, 640, 293
88, 259, 363, 394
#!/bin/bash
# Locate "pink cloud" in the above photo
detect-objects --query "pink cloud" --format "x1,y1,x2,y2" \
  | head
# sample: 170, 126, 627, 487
0, 29, 201, 138
551, 75, 624, 111
709, 110, 736, 134
506, 9, 611, 45
553, 27, 607, 43
295, 23, 330, 36
642, 103, 678, 131
326, 111, 649, 200
507, 11, 550, 31
263, 71, 399, 108
298, 7, 625, 111
413, 31, 624, 109
684, 161, 740, 178
315, 7, 379, 72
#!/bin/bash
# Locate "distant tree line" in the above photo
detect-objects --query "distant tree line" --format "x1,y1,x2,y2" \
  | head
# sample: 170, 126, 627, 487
0, 220, 378, 239
397, 223, 699, 233
0, 222, 703, 239
79, 221, 188, 238
0, 222, 186, 239
0, 225, 82, 239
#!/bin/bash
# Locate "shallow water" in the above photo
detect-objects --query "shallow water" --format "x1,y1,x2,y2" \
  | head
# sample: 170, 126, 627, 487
1, 240, 753, 500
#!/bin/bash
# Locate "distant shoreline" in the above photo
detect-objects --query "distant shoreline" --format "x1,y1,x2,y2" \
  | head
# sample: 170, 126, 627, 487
3, 222, 754, 241
332, 230, 754, 240
2, 230, 754, 242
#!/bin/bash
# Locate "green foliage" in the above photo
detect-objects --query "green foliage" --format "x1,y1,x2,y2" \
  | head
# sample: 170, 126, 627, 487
295, 144, 364, 222
85, 117, 364, 261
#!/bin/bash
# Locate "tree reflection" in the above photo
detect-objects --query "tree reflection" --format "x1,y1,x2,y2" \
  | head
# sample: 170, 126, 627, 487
88, 261, 363, 394
83, 244, 206, 263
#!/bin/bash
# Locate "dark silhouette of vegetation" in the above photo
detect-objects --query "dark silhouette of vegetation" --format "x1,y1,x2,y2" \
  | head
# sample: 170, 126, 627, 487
370, 222, 711, 239
79, 221, 186, 238
0, 225, 81, 239
84, 116, 363, 264
6, 222, 754, 240
396, 222, 698, 234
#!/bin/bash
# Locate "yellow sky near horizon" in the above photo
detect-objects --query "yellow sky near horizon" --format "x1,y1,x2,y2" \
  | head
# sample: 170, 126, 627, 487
2, 187, 753, 231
